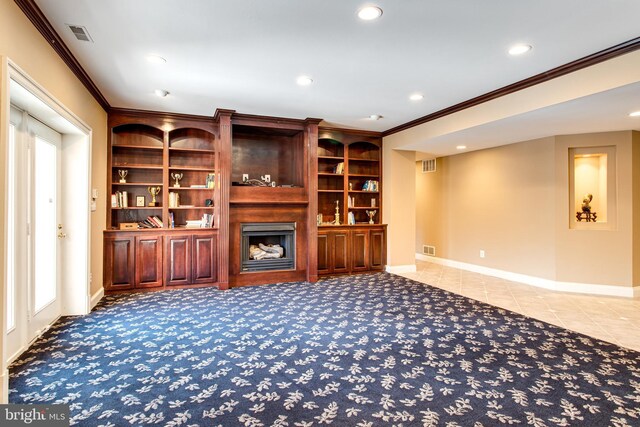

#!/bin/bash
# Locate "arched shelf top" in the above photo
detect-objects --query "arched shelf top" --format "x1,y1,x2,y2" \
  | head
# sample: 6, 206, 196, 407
112, 123, 164, 148
169, 127, 216, 151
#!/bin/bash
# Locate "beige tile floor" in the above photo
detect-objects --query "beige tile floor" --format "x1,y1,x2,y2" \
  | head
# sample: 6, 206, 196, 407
398, 260, 640, 352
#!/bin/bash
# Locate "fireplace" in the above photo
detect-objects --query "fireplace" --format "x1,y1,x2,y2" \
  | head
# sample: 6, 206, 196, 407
241, 223, 296, 272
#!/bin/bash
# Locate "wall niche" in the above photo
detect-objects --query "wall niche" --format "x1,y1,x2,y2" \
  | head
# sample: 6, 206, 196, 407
569, 146, 616, 229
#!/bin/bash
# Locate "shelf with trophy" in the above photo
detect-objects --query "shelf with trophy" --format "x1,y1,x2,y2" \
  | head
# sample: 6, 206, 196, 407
168, 128, 217, 229
315, 128, 386, 276
109, 123, 166, 230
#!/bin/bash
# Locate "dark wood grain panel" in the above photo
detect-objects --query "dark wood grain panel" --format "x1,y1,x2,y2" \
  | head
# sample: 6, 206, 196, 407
333, 232, 350, 273
166, 235, 191, 286
135, 235, 163, 288
370, 229, 386, 270
103, 236, 134, 290
192, 234, 217, 284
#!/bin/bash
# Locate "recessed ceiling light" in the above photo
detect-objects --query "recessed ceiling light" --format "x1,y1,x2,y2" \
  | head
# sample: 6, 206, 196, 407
456, 145, 467, 150
508, 44, 532, 56
630, 111, 640, 117
358, 6, 383, 21
146, 54, 167, 64
154, 89, 169, 98
296, 75, 313, 86
369, 114, 383, 120
409, 93, 424, 101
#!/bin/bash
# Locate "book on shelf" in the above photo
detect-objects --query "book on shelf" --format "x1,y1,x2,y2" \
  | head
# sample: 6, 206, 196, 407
112, 191, 128, 208
348, 211, 356, 225
190, 184, 206, 188
333, 162, 344, 175
138, 215, 163, 228
169, 192, 180, 208
362, 180, 379, 192
184, 213, 213, 228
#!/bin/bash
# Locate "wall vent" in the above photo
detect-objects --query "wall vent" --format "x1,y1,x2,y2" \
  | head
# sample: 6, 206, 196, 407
422, 159, 436, 173
422, 245, 436, 256
66, 24, 93, 42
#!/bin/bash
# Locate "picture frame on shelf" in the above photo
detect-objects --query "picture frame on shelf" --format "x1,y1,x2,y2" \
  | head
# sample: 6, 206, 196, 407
136, 196, 145, 207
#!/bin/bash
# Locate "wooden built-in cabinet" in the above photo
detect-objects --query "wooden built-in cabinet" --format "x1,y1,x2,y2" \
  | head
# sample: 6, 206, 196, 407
318, 225, 386, 275
316, 128, 387, 276
104, 110, 222, 291
104, 229, 217, 291
103, 110, 386, 291
165, 233, 217, 286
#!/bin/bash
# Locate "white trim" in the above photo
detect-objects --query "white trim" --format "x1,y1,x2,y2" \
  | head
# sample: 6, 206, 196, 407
386, 264, 417, 274
0, 368, 7, 404
90, 287, 104, 311
416, 253, 638, 298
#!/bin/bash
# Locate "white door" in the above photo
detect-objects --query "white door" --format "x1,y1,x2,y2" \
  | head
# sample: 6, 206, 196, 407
6, 106, 62, 361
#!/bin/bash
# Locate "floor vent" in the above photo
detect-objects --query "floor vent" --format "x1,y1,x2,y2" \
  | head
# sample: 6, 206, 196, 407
66, 24, 93, 42
422, 245, 436, 256
422, 159, 436, 173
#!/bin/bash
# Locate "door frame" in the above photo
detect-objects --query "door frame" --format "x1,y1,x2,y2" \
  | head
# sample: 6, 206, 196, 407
1, 59, 93, 401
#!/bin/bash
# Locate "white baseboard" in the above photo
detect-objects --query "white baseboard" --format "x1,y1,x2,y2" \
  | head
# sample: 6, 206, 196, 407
0, 367, 8, 404
386, 264, 417, 274
90, 287, 104, 311
416, 253, 638, 298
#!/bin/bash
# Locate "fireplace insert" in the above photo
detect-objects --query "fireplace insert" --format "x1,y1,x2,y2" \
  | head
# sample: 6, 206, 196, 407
241, 223, 296, 272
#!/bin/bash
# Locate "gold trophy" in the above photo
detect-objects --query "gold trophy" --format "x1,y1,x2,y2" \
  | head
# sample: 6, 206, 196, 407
118, 169, 128, 183
334, 200, 341, 225
171, 172, 183, 187
366, 210, 376, 224
147, 186, 161, 207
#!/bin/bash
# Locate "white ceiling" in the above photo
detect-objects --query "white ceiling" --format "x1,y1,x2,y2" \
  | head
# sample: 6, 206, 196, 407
34, 0, 640, 147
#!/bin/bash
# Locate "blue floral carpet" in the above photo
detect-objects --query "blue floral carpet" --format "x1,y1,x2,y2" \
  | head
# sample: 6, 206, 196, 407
9, 273, 640, 426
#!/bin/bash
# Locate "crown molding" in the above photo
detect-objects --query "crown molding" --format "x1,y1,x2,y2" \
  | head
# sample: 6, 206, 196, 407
383, 36, 640, 137
14, 0, 110, 111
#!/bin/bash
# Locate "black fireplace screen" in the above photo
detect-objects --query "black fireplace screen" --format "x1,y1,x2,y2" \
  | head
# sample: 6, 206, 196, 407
241, 223, 296, 272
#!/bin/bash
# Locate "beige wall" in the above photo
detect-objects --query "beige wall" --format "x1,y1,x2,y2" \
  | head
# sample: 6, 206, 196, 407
555, 132, 633, 286
0, 0, 107, 300
382, 144, 416, 268
416, 131, 638, 287
416, 137, 557, 279
634, 131, 640, 287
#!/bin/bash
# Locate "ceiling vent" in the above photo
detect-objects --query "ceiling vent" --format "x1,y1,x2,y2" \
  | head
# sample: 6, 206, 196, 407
422, 159, 436, 173
66, 24, 93, 42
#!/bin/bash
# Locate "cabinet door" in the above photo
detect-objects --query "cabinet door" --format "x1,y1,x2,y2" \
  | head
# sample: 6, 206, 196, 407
135, 235, 163, 288
350, 230, 369, 271
104, 236, 135, 290
192, 234, 217, 284
166, 235, 192, 286
317, 232, 330, 274
333, 231, 350, 273
370, 229, 386, 271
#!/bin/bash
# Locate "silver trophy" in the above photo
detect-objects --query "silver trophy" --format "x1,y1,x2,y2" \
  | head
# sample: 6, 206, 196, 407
118, 169, 128, 183
366, 210, 376, 224
171, 172, 183, 187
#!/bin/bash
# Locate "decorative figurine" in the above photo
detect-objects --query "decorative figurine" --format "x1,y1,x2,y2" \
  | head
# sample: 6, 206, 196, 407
581, 193, 593, 212
171, 172, 183, 187
118, 169, 128, 183
334, 200, 341, 225
366, 210, 376, 224
147, 186, 161, 207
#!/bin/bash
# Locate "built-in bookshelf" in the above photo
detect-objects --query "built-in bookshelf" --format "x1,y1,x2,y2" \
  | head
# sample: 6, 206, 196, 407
107, 115, 218, 230
317, 129, 382, 226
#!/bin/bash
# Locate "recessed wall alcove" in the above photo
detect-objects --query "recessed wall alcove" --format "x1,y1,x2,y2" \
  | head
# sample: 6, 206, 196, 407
569, 146, 617, 230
